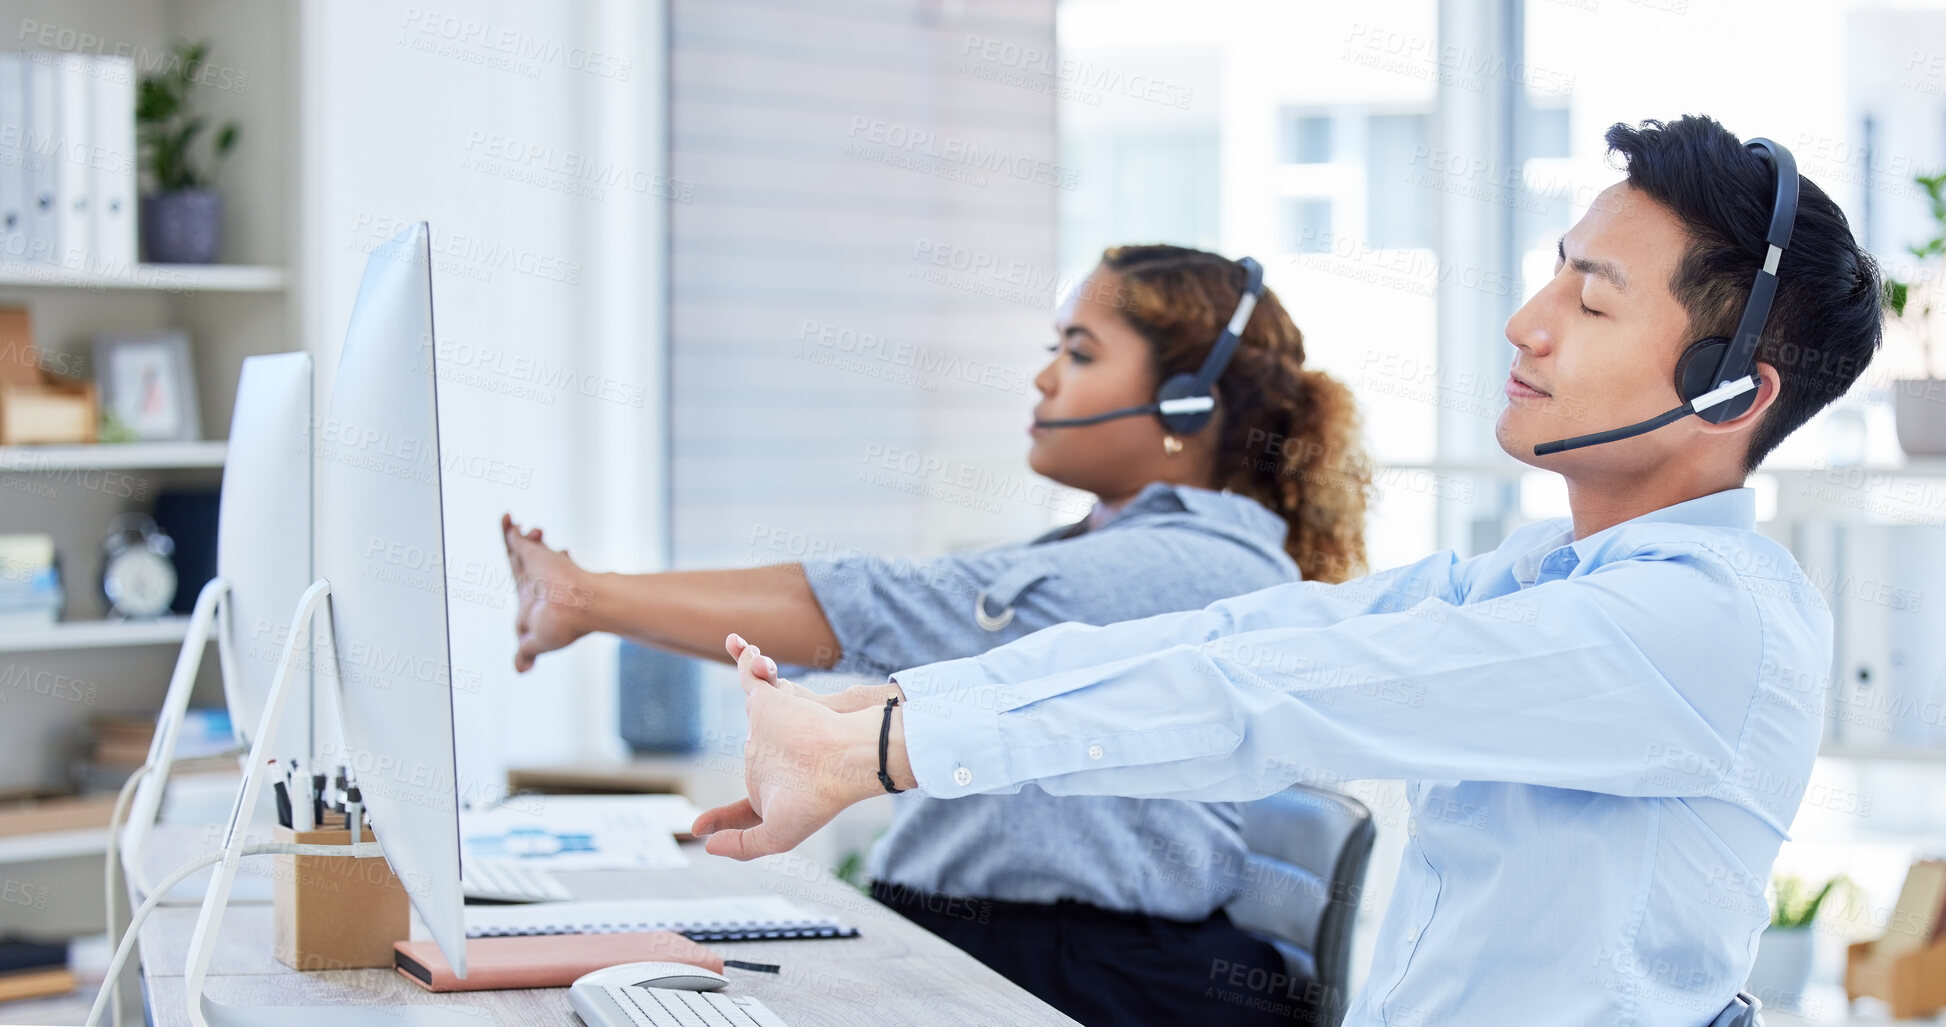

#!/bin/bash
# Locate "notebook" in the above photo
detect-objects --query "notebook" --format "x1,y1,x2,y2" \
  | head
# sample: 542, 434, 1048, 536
394, 931, 720, 992
463, 896, 859, 943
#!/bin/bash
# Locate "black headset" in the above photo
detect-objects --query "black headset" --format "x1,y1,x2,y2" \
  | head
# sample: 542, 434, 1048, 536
1534, 137, 1799, 456
1034, 255, 1266, 436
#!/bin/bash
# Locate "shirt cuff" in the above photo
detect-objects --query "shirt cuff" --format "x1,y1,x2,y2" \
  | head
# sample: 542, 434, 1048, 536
891, 657, 1017, 797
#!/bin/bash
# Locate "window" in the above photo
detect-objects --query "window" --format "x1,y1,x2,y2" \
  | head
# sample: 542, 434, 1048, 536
1280, 111, 1333, 164
1282, 198, 1333, 253
1366, 113, 1434, 250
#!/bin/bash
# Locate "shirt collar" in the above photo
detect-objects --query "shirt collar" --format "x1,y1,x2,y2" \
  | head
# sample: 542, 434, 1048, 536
1086, 481, 1290, 546
1511, 487, 1756, 587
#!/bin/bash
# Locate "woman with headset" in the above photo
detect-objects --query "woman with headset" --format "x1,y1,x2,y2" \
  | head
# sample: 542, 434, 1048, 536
502, 244, 1371, 1026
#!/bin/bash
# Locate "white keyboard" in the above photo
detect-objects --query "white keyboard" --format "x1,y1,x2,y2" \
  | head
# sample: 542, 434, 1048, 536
462, 859, 572, 903
569, 985, 790, 1027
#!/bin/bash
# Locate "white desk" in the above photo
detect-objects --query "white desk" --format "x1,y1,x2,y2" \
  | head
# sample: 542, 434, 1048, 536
130, 823, 1078, 1026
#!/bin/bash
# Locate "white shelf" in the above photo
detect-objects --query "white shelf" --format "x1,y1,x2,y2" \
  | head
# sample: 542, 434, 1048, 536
0, 827, 106, 864
0, 440, 226, 471
0, 261, 287, 292
0, 616, 195, 653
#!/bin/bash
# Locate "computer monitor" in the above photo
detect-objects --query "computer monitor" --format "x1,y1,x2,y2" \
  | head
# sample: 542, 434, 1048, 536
217, 352, 317, 762
118, 352, 314, 894
181, 223, 475, 1026
310, 219, 468, 971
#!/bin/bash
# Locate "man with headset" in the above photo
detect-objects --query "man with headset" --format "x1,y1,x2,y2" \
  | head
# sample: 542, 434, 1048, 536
696, 115, 1884, 1025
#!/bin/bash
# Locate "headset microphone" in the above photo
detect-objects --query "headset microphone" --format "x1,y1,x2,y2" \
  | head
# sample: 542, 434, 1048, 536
1034, 256, 1265, 435
1533, 138, 1797, 457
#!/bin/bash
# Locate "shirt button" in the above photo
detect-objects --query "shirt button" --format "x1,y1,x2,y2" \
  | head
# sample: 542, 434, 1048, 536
1407, 817, 1419, 838
1087, 744, 1104, 761
953, 767, 973, 787
1405, 927, 1420, 944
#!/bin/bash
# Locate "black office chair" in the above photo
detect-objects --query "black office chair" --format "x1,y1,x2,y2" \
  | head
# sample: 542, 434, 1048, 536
1223, 783, 1376, 1026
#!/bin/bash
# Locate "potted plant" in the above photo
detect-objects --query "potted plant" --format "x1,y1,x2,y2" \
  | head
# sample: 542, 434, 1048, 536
1884, 171, 1946, 457
136, 40, 241, 265
1745, 873, 1841, 1012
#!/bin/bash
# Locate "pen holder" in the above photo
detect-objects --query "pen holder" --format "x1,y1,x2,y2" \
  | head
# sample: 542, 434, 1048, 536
271, 824, 409, 971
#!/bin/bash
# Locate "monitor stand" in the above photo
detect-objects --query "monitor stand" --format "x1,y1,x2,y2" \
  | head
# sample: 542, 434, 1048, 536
106, 577, 233, 1027
117, 578, 237, 896
180, 579, 484, 1027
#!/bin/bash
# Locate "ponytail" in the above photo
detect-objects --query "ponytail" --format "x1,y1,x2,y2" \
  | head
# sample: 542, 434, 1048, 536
1100, 244, 1371, 582
1255, 368, 1370, 583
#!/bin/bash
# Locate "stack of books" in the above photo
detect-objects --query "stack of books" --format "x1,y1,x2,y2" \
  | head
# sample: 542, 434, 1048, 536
0, 535, 61, 630
0, 52, 137, 274
77, 708, 236, 791
0, 937, 72, 1003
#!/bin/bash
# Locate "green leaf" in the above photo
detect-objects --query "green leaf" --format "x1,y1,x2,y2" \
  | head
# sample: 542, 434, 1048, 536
131, 38, 241, 190
135, 77, 180, 124
173, 40, 209, 89
172, 118, 206, 156
1770, 873, 1846, 928
1886, 279, 1909, 317
1801, 878, 1838, 923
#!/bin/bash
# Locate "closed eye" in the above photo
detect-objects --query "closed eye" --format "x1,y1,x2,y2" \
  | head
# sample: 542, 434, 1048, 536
1579, 300, 1604, 318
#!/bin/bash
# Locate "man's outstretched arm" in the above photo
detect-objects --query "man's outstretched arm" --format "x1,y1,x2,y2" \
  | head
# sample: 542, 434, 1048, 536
696, 540, 1815, 859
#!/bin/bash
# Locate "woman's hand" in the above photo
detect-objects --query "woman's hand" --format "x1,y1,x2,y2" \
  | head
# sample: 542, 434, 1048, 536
502, 513, 596, 673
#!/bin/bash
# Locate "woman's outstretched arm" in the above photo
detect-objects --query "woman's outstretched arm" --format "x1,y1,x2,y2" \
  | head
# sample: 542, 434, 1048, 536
502, 513, 841, 673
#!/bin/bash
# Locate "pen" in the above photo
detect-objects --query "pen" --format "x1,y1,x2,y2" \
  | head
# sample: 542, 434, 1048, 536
290, 758, 311, 830
294, 771, 314, 832
345, 785, 364, 840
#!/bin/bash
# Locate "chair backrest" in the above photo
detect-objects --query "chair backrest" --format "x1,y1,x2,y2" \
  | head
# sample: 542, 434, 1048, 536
1224, 783, 1376, 1026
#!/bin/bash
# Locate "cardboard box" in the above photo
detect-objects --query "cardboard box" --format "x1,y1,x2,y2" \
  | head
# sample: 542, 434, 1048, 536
0, 306, 97, 445
1846, 937, 1946, 1019
271, 825, 409, 972
0, 377, 98, 445
0, 307, 38, 388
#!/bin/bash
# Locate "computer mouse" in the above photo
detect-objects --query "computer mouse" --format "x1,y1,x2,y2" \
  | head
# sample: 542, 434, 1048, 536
571, 961, 729, 992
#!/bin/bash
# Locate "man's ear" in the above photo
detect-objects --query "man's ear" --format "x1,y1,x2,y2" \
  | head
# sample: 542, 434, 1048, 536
1692, 360, 1781, 436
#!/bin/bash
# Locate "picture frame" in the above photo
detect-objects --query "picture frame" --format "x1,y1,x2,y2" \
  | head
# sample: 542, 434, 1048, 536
93, 330, 202, 442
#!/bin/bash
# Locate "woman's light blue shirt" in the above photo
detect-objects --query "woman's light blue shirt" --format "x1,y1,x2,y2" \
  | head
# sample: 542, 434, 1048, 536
796, 480, 1298, 919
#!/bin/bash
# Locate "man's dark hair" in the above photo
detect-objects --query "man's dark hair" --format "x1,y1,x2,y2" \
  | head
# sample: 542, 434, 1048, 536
1605, 115, 1883, 473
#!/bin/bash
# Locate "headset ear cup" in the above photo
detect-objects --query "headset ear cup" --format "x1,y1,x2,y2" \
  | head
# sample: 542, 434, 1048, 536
1154, 373, 1214, 435
1675, 337, 1757, 424
1674, 338, 1727, 403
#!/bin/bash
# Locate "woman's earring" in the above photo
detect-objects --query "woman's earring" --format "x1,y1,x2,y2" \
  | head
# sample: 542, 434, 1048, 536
1162, 435, 1183, 456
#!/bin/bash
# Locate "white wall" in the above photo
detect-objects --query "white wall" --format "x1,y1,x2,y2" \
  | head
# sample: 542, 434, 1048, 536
298, 0, 668, 793
667, 0, 1072, 575
663, 0, 1065, 867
